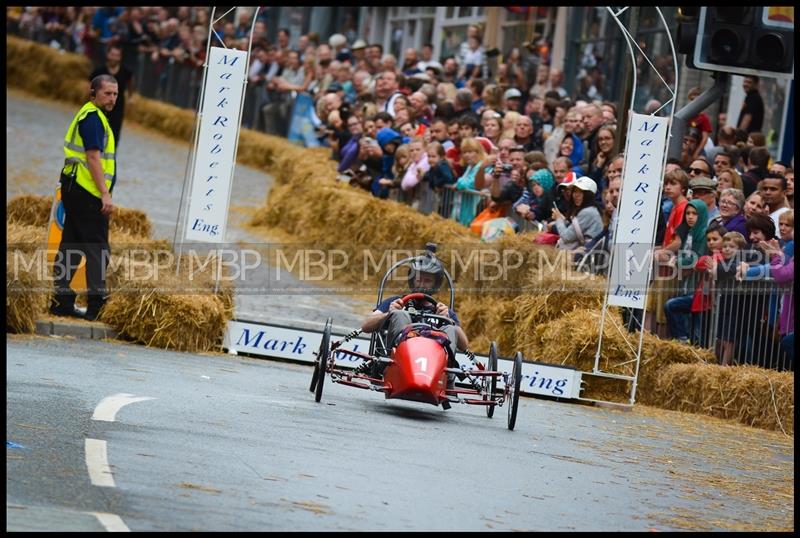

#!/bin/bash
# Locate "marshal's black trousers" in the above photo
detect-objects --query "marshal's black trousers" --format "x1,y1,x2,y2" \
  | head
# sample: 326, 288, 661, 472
51, 179, 110, 313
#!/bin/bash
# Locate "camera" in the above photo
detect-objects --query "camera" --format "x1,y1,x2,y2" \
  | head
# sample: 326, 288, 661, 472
339, 102, 351, 122
501, 163, 514, 172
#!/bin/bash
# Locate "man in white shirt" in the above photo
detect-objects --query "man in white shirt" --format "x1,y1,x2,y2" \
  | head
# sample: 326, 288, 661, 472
375, 69, 403, 118
759, 174, 790, 232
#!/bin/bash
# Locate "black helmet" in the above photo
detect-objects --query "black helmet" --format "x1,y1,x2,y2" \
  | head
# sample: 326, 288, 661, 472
407, 252, 444, 294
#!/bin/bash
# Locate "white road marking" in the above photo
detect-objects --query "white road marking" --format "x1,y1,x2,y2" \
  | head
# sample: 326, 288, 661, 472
92, 393, 155, 422
90, 512, 130, 532
85, 439, 115, 487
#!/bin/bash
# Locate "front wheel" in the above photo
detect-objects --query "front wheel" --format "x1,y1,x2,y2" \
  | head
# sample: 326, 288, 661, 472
507, 351, 522, 430
486, 341, 498, 418
314, 318, 332, 403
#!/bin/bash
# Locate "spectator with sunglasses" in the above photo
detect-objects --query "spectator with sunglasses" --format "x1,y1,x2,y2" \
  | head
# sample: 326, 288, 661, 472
686, 156, 712, 181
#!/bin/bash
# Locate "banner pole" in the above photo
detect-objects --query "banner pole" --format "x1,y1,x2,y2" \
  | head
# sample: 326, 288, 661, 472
215, 6, 260, 293
629, 6, 679, 404
592, 7, 678, 405
594, 6, 639, 373
175, 6, 219, 277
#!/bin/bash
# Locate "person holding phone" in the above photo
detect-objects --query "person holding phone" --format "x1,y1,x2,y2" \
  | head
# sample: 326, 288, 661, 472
548, 176, 603, 253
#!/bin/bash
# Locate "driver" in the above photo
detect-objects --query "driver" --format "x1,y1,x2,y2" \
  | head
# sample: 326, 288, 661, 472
360, 252, 469, 386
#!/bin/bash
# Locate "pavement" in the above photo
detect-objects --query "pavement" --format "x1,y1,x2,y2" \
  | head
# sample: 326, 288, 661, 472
35, 316, 118, 341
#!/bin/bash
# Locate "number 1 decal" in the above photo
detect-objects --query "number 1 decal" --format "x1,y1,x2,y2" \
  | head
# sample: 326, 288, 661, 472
414, 357, 428, 371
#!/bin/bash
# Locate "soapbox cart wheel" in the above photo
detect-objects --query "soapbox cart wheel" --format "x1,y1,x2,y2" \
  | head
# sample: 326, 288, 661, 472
312, 318, 332, 402
485, 341, 498, 418
507, 351, 522, 430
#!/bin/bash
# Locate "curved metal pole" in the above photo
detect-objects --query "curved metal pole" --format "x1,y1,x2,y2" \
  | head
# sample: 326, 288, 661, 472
590, 7, 679, 405
216, 6, 261, 293
219, 7, 260, 246
174, 6, 218, 273
608, 7, 639, 114
594, 6, 639, 373
628, 6, 679, 405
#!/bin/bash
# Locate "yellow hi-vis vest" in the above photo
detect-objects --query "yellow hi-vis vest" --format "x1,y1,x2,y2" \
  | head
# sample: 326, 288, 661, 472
62, 101, 116, 198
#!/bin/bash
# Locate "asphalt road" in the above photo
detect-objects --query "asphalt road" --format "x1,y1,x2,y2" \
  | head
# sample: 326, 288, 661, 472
6, 335, 793, 531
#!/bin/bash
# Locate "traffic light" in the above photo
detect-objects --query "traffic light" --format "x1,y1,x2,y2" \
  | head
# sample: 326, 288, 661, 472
690, 7, 794, 79
676, 7, 700, 69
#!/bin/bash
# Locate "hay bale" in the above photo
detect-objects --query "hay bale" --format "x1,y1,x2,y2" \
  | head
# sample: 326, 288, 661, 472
531, 308, 713, 373
7, 222, 51, 332
7, 36, 92, 104
6, 250, 51, 333
8, 193, 153, 238
126, 97, 196, 143
110, 206, 153, 238
7, 222, 48, 253
458, 294, 519, 355
101, 251, 235, 352
100, 280, 230, 352
529, 308, 715, 402
7, 194, 52, 227
653, 363, 794, 433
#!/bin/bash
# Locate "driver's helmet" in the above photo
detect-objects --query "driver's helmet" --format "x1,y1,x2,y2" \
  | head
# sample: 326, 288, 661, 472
407, 253, 444, 295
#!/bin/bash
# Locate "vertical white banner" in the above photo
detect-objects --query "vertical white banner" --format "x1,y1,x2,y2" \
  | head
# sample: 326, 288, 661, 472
184, 46, 248, 243
607, 113, 669, 308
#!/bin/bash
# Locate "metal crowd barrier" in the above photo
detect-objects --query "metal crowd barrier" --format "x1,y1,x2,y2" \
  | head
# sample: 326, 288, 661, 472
707, 278, 793, 371
133, 53, 202, 110
655, 273, 793, 372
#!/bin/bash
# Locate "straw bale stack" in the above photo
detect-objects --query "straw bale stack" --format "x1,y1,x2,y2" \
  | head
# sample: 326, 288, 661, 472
652, 363, 794, 434
109, 206, 153, 238
531, 308, 712, 376
7, 36, 91, 104
6, 252, 51, 333
235, 129, 280, 174
6, 193, 154, 239
7, 222, 47, 253
457, 294, 520, 355
253, 181, 474, 246
126, 97, 195, 143
7, 194, 53, 227
530, 308, 729, 404
5, 194, 233, 349
101, 247, 234, 351
101, 236, 235, 350
100, 277, 231, 352
6, 223, 51, 333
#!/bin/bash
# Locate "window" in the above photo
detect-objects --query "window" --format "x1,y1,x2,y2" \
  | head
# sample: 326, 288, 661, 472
437, 6, 488, 62
384, 6, 436, 64
390, 22, 403, 60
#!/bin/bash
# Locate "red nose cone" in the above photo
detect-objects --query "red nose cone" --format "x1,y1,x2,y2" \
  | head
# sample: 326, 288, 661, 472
384, 337, 448, 405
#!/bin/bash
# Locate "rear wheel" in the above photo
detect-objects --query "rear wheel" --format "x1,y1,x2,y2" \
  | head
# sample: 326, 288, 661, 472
486, 341, 498, 418
314, 318, 332, 403
507, 352, 523, 430
310, 318, 332, 392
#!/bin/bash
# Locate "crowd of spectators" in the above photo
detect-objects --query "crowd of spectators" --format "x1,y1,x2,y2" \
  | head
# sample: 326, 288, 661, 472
9, 6, 793, 369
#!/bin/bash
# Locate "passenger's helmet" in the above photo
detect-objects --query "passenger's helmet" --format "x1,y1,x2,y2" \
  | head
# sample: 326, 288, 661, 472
407, 252, 444, 294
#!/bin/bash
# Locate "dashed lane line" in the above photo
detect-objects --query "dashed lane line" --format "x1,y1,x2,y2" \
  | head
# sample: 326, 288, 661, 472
90, 511, 131, 532
85, 439, 115, 488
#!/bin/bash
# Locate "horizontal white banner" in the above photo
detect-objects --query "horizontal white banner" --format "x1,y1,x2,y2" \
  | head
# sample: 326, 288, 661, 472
224, 320, 582, 399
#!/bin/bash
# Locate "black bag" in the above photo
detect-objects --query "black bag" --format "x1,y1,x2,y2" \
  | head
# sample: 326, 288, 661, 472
60, 163, 77, 192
